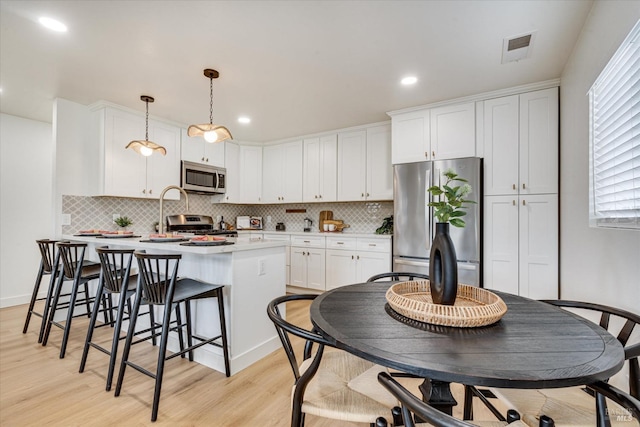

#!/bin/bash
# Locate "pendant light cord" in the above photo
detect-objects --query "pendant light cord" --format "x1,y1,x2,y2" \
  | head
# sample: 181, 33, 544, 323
209, 76, 214, 125
145, 99, 150, 141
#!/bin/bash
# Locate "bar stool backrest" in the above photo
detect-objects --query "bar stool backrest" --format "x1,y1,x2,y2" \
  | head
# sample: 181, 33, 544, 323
134, 251, 181, 305
36, 239, 59, 274
95, 247, 135, 293
57, 242, 88, 280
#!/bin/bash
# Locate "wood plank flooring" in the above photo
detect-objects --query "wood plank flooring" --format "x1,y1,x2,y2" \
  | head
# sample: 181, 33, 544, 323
0, 298, 503, 426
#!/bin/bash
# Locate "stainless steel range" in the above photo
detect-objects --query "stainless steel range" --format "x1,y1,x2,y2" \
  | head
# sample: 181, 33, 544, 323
165, 214, 238, 237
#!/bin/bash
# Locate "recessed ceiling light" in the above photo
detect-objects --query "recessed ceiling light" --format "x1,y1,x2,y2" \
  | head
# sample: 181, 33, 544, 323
401, 76, 418, 86
238, 117, 251, 124
38, 17, 68, 32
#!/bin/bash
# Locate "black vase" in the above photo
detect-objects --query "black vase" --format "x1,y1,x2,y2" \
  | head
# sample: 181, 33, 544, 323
429, 222, 458, 305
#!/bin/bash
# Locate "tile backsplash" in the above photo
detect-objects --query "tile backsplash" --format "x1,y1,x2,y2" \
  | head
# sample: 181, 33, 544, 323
61, 195, 393, 235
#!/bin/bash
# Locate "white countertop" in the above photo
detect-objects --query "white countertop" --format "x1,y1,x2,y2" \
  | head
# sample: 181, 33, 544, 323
239, 230, 393, 239
62, 234, 287, 255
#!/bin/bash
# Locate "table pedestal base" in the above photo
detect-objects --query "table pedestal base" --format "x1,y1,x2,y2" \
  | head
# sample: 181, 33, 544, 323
419, 378, 457, 415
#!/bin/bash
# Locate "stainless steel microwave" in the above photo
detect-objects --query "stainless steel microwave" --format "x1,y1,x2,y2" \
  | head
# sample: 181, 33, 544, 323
181, 161, 226, 194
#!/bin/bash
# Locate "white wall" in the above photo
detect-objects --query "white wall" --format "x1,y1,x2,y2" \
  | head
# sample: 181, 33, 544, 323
0, 113, 54, 307
559, 1, 640, 313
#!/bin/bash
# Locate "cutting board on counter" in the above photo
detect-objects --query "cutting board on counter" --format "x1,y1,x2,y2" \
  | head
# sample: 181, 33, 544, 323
319, 210, 333, 231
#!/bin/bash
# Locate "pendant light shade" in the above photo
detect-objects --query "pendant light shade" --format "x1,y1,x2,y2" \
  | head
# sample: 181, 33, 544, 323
188, 69, 233, 144
126, 96, 167, 156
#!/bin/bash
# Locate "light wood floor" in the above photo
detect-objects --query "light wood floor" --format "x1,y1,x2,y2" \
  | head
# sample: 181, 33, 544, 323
0, 299, 503, 426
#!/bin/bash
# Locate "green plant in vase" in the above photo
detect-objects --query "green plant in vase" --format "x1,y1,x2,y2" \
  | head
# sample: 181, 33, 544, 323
427, 169, 475, 227
114, 216, 133, 229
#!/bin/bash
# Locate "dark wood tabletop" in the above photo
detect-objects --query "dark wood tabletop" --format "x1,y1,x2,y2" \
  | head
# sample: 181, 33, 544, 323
310, 282, 625, 389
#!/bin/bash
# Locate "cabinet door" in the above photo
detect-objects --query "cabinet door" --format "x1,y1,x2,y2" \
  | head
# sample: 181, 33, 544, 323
366, 124, 393, 201
483, 195, 519, 294
518, 194, 558, 299
519, 88, 558, 195
282, 141, 303, 203
147, 120, 181, 199
223, 142, 240, 203
337, 130, 367, 201
181, 129, 205, 164
391, 109, 430, 164
306, 249, 326, 291
319, 135, 337, 202
483, 95, 519, 196
103, 108, 147, 198
262, 145, 282, 203
290, 248, 308, 288
325, 249, 357, 290
431, 102, 476, 160
303, 137, 321, 202
356, 251, 391, 283
203, 139, 225, 167
239, 145, 263, 203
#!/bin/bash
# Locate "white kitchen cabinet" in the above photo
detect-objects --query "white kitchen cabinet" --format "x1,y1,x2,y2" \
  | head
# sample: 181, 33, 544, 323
337, 130, 367, 201
325, 236, 391, 290
99, 107, 180, 200
391, 109, 431, 164
483, 88, 559, 196
222, 141, 240, 203
337, 126, 393, 202
366, 124, 393, 200
430, 102, 476, 159
290, 235, 326, 291
181, 129, 225, 167
303, 135, 337, 202
484, 194, 558, 299
239, 145, 263, 203
262, 141, 303, 203
263, 233, 291, 285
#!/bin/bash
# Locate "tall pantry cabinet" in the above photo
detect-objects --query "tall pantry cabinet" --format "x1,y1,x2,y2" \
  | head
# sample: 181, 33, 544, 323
483, 87, 559, 299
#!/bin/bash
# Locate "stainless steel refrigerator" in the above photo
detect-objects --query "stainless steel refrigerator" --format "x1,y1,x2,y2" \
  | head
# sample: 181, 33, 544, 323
393, 157, 482, 286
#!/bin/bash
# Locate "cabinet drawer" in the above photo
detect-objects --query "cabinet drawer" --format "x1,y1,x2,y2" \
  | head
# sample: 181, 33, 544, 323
357, 238, 391, 253
291, 235, 325, 248
262, 233, 290, 243
326, 236, 357, 250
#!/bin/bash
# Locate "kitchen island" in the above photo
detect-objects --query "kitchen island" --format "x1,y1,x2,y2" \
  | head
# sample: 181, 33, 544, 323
63, 234, 287, 376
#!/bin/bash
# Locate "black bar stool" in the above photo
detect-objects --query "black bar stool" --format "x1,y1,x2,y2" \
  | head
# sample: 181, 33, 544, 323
79, 246, 145, 391
115, 250, 230, 422
23, 239, 59, 338
41, 241, 103, 358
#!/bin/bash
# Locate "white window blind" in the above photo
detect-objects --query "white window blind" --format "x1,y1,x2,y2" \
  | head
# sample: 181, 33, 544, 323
589, 19, 640, 229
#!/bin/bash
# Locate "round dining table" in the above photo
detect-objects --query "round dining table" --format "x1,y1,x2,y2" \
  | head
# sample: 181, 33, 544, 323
310, 282, 625, 414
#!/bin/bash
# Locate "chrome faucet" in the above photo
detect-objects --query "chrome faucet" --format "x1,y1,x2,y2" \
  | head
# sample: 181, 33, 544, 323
159, 185, 190, 234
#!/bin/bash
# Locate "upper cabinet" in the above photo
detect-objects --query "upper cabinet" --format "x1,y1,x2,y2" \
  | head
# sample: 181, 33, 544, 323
239, 145, 263, 203
483, 88, 559, 196
262, 141, 303, 203
97, 107, 180, 200
337, 125, 393, 202
391, 109, 430, 164
430, 102, 476, 160
391, 102, 476, 164
303, 135, 337, 203
181, 129, 225, 167
223, 141, 240, 203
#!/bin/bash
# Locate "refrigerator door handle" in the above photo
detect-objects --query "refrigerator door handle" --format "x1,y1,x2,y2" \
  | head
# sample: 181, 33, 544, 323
395, 258, 429, 268
424, 167, 431, 251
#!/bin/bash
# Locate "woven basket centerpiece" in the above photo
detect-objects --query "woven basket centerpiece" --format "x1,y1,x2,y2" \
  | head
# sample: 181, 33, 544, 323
385, 280, 507, 328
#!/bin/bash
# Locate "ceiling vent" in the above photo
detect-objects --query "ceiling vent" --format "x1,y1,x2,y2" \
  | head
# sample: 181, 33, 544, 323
502, 31, 537, 64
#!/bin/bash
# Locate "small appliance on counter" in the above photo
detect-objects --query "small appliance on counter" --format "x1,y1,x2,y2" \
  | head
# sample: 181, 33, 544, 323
275, 222, 286, 231
303, 218, 313, 232
236, 216, 263, 230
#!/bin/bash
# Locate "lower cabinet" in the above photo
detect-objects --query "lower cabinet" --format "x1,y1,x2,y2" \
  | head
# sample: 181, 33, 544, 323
325, 236, 391, 290
263, 233, 291, 285
483, 194, 558, 299
290, 236, 326, 291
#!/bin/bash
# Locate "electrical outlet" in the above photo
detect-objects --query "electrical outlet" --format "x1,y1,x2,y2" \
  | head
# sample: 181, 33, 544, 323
61, 213, 71, 226
112, 213, 120, 221
258, 259, 266, 276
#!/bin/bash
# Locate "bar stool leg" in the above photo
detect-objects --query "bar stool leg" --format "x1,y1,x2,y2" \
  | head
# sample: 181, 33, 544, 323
23, 260, 45, 334
105, 289, 135, 391
217, 289, 231, 377
58, 275, 83, 358
173, 304, 186, 358
151, 300, 175, 422
38, 259, 61, 343
41, 271, 65, 346
185, 300, 194, 362
79, 274, 106, 374
115, 280, 143, 398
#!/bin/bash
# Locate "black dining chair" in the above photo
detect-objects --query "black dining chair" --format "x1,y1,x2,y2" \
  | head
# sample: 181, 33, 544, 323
23, 239, 60, 339
114, 251, 230, 422
463, 300, 640, 427
379, 371, 565, 427
367, 272, 430, 282
267, 294, 402, 427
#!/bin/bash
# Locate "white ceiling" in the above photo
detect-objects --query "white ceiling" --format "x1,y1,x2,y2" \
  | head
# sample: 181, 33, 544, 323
0, 0, 593, 142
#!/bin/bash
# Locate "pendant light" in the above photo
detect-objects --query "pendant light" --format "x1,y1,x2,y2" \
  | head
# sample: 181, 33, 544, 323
125, 95, 167, 156
187, 69, 233, 143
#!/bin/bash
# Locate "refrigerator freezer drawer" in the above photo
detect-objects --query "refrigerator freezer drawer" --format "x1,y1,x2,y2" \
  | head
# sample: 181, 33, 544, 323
393, 258, 480, 287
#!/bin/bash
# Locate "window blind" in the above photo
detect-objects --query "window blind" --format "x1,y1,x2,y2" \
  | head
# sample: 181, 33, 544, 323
589, 19, 640, 229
